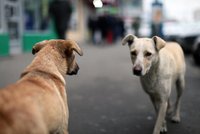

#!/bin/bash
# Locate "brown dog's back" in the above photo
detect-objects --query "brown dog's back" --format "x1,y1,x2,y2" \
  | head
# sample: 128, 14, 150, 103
0, 82, 48, 134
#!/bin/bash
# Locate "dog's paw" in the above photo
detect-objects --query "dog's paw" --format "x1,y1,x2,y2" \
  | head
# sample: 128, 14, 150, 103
171, 116, 181, 123
160, 131, 167, 134
160, 122, 167, 134
160, 127, 167, 134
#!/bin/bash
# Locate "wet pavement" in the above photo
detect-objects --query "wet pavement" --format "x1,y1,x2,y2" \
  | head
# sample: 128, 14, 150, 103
0, 42, 200, 134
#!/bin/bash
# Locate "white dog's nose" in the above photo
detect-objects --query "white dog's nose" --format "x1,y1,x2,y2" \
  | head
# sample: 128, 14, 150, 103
133, 65, 142, 76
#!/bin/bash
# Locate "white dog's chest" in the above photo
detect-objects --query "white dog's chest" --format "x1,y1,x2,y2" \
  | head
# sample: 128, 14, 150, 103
140, 73, 168, 94
141, 78, 159, 94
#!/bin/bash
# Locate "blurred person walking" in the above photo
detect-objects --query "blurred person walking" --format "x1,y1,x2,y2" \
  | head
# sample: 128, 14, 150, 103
87, 15, 101, 44
151, 1, 164, 38
132, 17, 141, 37
49, 0, 72, 39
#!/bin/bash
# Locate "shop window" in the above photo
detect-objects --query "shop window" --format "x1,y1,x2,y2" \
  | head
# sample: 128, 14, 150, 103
24, 0, 49, 32
4, 0, 22, 42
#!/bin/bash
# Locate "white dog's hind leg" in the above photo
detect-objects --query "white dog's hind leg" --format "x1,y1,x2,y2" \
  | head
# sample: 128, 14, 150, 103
171, 75, 185, 123
166, 98, 174, 117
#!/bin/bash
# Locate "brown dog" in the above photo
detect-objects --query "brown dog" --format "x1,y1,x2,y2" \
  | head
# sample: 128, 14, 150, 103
0, 39, 83, 134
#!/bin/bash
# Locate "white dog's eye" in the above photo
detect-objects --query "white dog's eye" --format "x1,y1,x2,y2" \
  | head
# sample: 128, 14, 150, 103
131, 51, 137, 56
145, 52, 152, 57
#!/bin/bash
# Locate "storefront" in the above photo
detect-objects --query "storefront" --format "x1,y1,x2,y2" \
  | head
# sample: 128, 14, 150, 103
0, 0, 91, 56
0, 0, 56, 56
22, 0, 56, 52
0, 0, 11, 56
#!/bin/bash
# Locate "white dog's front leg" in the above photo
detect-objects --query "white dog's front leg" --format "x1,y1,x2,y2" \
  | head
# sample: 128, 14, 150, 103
153, 101, 168, 134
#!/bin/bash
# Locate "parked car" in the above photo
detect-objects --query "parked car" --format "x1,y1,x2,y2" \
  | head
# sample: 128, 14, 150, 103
164, 21, 200, 54
138, 20, 200, 54
192, 36, 200, 65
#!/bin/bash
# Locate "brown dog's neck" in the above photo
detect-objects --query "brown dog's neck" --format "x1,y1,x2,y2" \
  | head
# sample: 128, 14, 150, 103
22, 50, 67, 84
20, 69, 66, 86
42, 49, 68, 76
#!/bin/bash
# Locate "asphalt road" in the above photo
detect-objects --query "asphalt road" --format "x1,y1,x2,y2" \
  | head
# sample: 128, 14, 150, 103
0, 42, 200, 134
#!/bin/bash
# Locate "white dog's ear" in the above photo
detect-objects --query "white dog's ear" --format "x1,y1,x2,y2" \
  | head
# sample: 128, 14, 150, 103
122, 34, 137, 46
152, 36, 166, 51
32, 40, 48, 55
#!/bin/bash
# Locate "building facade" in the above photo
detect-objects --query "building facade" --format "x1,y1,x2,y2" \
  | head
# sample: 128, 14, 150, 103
0, 0, 89, 56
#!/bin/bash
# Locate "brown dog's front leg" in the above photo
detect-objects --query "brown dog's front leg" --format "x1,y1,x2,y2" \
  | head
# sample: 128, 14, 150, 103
153, 101, 168, 134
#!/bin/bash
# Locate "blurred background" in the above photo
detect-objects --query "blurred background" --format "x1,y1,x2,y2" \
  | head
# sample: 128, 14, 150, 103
0, 0, 200, 58
1, 0, 200, 134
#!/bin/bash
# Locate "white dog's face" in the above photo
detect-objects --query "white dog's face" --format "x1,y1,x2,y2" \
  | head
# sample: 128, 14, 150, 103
129, 38, 157, 76
122, 35, 166, 76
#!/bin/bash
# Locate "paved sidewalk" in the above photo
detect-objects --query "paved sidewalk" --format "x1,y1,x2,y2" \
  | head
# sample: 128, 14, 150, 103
0, 42, 200, 134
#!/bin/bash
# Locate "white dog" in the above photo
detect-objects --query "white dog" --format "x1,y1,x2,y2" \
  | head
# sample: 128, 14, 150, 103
122, 35, 186, 134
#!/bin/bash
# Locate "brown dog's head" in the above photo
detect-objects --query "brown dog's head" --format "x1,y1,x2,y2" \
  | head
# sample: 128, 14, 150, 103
32, 39, 83, 75
122, 34, 166, 76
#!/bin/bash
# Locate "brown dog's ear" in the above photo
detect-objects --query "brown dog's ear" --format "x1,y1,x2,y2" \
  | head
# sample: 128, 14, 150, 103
65, 40, 83, 56
32, 40, 48, 55
122, 34, 137, 46
152, 36, 166, 51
